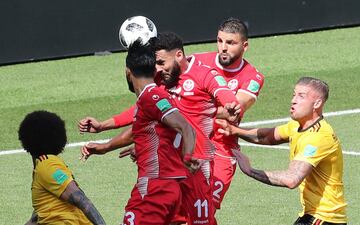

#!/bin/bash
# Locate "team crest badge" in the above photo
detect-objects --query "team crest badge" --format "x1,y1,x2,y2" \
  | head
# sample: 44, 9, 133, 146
228, 79, 238, 90
211, 70, 219, 76
183, 79, 195, 91
152, 95, 159, 100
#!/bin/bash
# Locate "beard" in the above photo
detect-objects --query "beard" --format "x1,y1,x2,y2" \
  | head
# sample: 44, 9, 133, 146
126, 76, 135, 93
162, 61, 181, 88
218, 53, 237, 67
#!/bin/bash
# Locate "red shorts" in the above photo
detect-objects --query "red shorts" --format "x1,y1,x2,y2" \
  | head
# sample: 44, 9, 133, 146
212, 153, 237, 209
177, 161, 216, 225
122, 177, 182, 225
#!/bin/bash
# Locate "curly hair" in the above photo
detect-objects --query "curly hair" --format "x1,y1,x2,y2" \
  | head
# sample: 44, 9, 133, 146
18, 110, 67, 157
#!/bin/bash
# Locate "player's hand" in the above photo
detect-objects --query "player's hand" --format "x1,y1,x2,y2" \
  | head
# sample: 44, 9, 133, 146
78, 117, 102, 134
183, 155, 202, 174
119, 146, 136, 162
80, 142, 109, 161
216, 119, 235, 136
223, 102, 242, 122
232, 149, 252, 176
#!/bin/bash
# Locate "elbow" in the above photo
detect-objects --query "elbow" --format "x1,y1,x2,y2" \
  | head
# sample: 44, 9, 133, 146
285, 179, 301, 189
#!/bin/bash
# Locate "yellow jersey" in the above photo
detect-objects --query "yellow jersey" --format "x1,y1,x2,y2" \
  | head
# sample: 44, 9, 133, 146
32, 154, 92, 224
277, 117, 347, 223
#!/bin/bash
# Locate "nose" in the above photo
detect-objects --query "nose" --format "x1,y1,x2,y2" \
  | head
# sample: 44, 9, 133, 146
155, 64, 162, 73
221, 42, 228, 52
291, 95, 297, 105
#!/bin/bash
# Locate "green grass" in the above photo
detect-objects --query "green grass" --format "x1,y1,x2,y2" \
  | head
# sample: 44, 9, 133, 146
0, 26, 359, 224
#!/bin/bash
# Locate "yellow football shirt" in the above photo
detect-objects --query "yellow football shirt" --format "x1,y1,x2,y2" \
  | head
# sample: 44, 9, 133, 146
277, 117, 347, 223
32, 154, 92, 224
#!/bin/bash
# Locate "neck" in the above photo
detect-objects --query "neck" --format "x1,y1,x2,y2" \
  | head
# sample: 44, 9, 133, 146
225, 57, 244, 70
133, 78, 154, 97
298, 113, 322, 130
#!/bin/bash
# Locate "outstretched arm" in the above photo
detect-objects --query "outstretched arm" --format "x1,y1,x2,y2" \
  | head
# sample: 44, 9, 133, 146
60, 181, 106, 225
80, 127, 133, 160
232, 150, 313, 189
216, 119, 287, 145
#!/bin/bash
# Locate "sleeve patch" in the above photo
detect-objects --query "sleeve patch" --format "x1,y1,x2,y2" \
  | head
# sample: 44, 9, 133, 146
303, 144, 318, 157
247, 80, 260, 93
215, 76, 227, 86
156, 99, 172, 112
52, 169, 69, 185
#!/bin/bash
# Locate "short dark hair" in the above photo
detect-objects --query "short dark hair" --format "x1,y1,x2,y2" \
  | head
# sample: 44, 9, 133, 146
218, 17, 248, 40
152, 32, 185, 53
296, 77, 329, 102
18, 110, 67, 157
126, 40, 156, 78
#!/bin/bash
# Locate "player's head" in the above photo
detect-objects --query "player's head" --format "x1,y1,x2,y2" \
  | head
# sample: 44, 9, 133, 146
152, 32, 184, 88
217, 18, 249, 67
18, 110, 67, 158
126, 40, 156, 93
290, 77, 329, 122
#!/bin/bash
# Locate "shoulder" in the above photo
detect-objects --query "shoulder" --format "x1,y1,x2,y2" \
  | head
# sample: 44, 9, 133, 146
242, 59, 265, 82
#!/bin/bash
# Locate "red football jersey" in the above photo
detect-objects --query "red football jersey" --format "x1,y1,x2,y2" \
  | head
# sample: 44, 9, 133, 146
193, 52, 265, 156
132, 83, 187, 179
167, 56, 236, 160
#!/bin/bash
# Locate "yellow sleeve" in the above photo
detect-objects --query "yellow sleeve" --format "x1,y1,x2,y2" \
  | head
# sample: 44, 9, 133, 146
294, 133, 336, 167
36, 157, 73, 198
276, 121, 292, 140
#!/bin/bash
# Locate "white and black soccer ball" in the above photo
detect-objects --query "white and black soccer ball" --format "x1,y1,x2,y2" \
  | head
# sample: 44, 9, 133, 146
119, 15, 157, 49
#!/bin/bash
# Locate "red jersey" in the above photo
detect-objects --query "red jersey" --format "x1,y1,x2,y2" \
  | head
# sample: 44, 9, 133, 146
193, 52, 265, 156
167, 56, 237, 160
132, 83, 187, 179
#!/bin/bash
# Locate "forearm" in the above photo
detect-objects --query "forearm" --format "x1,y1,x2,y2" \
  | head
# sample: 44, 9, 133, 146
67, 190, 106, 225
180, 124, 196, 156
98, 118, 116, 131
233, 127, 279, 145
247, 168, 295, 188
107, 128, 133, 151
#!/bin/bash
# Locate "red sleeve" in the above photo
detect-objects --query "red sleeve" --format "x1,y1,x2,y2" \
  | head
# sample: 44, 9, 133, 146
112, 105, 136, 128
202, 69, 239, 106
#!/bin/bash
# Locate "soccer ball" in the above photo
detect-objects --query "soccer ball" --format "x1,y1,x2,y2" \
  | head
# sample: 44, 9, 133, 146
119, 16, 157, 49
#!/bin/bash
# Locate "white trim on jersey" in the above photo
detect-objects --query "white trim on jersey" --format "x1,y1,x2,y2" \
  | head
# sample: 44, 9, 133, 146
213, 87, 232, 97
215, 54, 244, 73
137, 83, 157, 100
161, 108, 179, 121
184, 55, 196, 74
237, 89, 258, 100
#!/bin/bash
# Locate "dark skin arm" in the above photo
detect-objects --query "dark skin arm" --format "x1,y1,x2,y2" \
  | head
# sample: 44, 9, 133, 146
80, 127, 133, 160
162, 110, 199, 173
60, 181, 106, 224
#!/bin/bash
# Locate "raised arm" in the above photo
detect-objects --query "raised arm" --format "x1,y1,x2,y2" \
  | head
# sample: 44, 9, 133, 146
60, 181, 106, 225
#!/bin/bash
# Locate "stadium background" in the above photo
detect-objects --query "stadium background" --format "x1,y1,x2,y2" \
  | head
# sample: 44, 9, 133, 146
1, 0, 360, 65
0, 1, 359, 224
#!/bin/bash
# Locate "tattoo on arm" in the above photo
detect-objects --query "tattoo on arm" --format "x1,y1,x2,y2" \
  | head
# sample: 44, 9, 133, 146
67, 189, 106, 225
249, 160, 312, 188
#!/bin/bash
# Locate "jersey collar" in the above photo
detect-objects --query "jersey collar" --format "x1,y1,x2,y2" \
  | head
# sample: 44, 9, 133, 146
138, 83, 157, 100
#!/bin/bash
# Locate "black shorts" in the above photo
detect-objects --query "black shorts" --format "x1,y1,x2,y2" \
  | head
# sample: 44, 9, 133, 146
293, 214, 347, 225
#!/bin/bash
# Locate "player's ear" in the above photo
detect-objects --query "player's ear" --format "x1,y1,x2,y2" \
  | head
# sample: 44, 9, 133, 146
243, 40, 249, 51
313, 98, 323, 109
125, 67, 132, 79
175, 49, 184, 61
